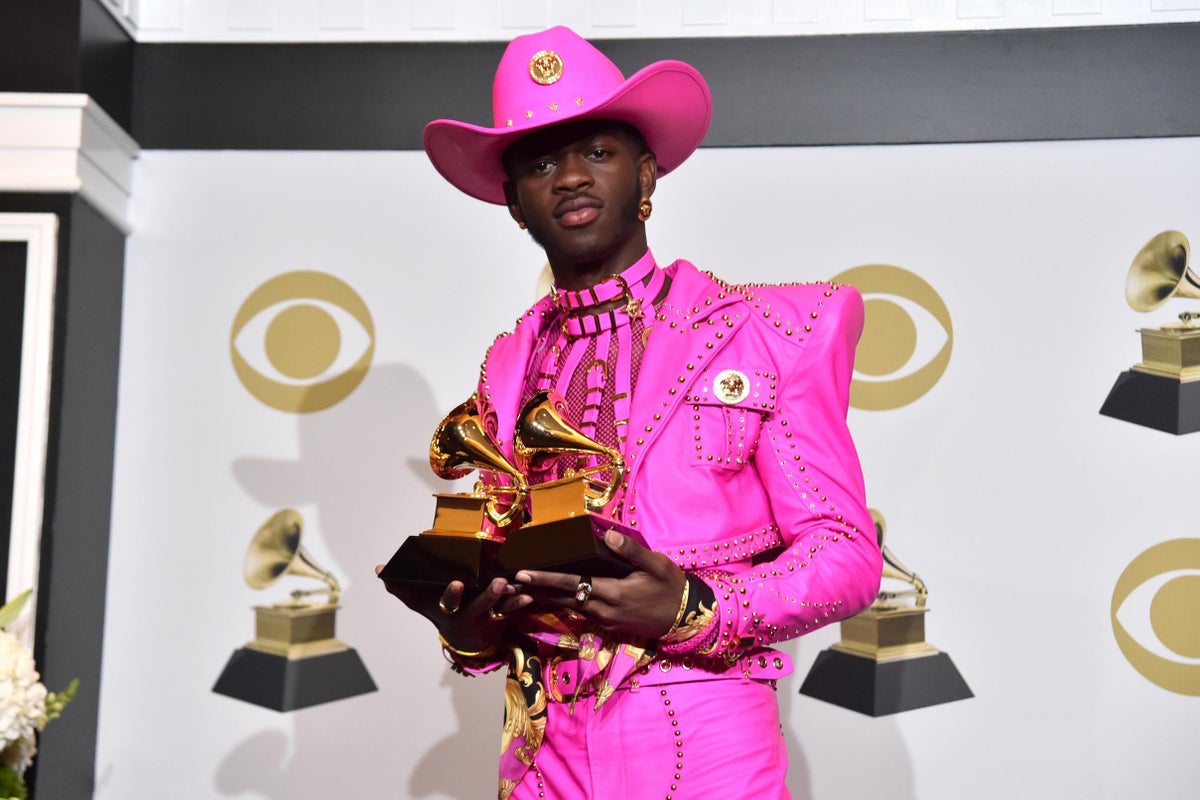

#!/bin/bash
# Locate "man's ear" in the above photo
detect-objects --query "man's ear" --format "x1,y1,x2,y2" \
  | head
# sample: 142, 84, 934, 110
503, 181, 526, 227
638, 152, 658, 199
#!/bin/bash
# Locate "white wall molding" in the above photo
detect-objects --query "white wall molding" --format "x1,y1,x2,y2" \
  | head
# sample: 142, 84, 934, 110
0, 94, 140, 234
98, 0, 1200, 42
0, 213, 59, 651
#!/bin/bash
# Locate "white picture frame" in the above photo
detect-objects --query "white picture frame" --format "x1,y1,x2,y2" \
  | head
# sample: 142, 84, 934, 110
1, 213, 58, 649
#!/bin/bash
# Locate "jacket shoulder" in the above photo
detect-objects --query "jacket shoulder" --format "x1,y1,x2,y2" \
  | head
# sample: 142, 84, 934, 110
717, 275, 864, 349
673, 262, 860, 313
743, 279, 861, 307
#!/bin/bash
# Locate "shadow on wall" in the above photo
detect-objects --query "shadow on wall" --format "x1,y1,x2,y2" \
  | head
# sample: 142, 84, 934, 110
781, 638, 918, 800
209, 359, 918, 799
215, 361, 504, 799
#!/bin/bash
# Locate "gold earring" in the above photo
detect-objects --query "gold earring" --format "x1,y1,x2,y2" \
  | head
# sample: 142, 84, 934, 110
637, 198, 653, 222
517, 219, 527, 229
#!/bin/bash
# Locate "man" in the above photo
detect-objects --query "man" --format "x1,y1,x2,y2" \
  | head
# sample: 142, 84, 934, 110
381, 26, 882, 800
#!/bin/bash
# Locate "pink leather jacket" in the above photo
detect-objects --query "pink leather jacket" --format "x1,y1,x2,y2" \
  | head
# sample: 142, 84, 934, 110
477, 259, 882, 676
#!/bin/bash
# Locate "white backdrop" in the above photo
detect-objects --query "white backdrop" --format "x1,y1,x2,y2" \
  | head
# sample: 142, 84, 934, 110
96, 137, 1200, 799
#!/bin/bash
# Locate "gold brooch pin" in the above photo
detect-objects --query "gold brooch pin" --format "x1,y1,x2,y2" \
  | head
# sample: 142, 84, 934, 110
714, 369, 750, 405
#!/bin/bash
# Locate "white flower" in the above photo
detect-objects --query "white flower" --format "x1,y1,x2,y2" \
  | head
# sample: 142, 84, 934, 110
0, 631, 47, 769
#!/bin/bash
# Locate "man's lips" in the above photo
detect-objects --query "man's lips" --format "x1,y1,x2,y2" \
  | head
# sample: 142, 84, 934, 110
555, 196, 602, 227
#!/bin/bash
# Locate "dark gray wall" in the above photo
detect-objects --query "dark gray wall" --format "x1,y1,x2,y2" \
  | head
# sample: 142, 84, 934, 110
0, 0, 83, 94
35, 195, 124, 800
79, 0, 135, 129
0, 0, 134, 131
0, 14, 132, 793
130, 23, 1200, 150
0, 194, 125, 800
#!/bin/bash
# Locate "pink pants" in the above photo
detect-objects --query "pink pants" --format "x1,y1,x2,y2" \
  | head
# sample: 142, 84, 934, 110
511, 679, 791, 800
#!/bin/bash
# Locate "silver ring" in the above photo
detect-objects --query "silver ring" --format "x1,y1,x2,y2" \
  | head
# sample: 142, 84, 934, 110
438, 598, 460, 615
574, 576, 594, 604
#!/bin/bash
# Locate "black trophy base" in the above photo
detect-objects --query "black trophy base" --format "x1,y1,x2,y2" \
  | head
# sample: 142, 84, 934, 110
799, 649, 973, 717
377, 534, 503, 591
1100, 370, 1200, 435
213, 647, 377, 712
496, 514, 645, 579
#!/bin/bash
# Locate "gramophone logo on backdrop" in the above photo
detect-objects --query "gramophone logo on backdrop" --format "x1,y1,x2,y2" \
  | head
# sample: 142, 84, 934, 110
1111, 538, 1200, 696
799, 509, 972, 716
1099, 230, 1200, 434
213, 510, 377, 711
831, 264, 953, 411
231, 271, 375, 413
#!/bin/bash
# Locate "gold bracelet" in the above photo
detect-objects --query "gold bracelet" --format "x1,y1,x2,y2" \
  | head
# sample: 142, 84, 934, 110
438, 633, 502, 660
659, 577, 692, 643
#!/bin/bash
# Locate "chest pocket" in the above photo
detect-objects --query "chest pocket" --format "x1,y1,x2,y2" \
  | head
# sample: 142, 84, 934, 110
684, 367, 777, 470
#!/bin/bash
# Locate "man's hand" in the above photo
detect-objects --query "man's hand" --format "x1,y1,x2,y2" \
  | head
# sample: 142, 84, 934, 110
375, 568, 532, 654
513, 529, 686, 639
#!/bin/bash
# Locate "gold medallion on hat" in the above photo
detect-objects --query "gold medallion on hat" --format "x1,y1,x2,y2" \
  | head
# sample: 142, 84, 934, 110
529, 50, 564, 85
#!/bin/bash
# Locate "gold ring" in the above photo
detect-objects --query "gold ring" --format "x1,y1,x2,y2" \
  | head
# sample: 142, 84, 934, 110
488, 607, 505, 621
438, 598, 460, 615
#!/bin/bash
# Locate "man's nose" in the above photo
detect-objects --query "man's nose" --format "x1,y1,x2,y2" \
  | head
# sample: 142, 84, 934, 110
555, 153, 593, 191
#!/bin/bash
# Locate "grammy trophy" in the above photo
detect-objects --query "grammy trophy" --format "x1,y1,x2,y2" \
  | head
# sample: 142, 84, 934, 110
1101, 230, 1200, 434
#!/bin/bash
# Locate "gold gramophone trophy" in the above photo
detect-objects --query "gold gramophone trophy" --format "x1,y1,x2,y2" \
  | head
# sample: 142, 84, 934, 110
377, 395, 528, 590
495, 389, 646, 578
213, 509, 376, 711
379, 389, 645, 591
1100, 230, 1200, 434
799, 510, 972, 716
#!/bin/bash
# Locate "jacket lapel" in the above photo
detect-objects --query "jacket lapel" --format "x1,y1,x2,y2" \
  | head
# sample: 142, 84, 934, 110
479, 295, 556, 459
479, 265, 752, 496
624, 261, 748, 490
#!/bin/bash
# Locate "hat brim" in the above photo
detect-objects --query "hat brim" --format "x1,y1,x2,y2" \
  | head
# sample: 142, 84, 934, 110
423, 60, 712, 205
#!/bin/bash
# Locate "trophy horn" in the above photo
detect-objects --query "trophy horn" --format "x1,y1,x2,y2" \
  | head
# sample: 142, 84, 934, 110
1126, 230, 1200, 312
429, 395, 527, 527
870, 509, 927, 608
514, 389, 626, 511
244, 509, 340, 605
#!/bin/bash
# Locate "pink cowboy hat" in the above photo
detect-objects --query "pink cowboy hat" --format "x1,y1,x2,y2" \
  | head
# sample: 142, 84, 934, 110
423, 26, 712, 204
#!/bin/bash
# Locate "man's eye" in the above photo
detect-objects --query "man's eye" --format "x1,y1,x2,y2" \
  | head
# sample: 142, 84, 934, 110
533, 160, 554, 173
589, 149, 609, 159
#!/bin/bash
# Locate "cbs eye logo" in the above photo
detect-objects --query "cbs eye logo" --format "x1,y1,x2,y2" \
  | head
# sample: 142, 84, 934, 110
831, 264, 952, 411
1111, 538, 1200, 696
230, 271, 374, 414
